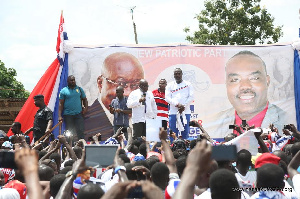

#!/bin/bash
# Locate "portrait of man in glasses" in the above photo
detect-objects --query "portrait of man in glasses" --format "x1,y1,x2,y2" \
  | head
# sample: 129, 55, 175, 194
84, 52, 145, 140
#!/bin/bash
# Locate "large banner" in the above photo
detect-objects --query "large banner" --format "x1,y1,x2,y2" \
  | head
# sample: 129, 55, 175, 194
67, 45, 296, 139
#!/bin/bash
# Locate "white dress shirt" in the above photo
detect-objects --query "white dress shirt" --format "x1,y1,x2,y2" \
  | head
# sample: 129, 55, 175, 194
127, 89, 157, 124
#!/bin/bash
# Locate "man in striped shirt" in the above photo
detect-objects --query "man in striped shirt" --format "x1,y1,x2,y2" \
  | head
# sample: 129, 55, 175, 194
152, 79, 169, 130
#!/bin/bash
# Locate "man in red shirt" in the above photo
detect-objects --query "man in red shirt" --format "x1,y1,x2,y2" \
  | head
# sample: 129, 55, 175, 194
152, 79, 169, 130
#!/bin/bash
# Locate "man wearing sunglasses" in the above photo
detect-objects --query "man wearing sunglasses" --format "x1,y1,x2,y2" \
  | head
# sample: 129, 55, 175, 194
84, 52, 145, 140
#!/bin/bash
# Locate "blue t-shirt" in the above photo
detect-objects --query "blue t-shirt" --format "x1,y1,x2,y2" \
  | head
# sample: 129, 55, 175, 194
59, 86, 86, 115
110, 96, 130, 126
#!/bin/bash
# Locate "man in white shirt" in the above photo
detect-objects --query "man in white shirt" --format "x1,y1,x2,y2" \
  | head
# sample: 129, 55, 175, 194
165, 68, 194, 140
127, 79, 157, 139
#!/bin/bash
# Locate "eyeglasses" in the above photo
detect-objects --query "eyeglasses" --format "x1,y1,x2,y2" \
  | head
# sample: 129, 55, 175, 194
101, 75, 140, 89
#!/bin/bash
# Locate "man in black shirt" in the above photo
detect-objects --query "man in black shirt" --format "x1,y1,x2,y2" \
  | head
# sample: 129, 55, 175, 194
31, 95, 53, 141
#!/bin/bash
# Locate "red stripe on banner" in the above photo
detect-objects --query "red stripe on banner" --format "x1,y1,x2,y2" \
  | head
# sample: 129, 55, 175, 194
7, 59, 60, 142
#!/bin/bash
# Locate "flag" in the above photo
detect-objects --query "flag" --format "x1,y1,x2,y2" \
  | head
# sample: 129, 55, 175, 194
7, 12, 68, 141
51, 11, 69, 137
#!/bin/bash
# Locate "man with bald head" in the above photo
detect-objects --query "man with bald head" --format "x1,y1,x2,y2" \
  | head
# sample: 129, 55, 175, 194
215, 50, 286, 138
127, 79, 157, 139
84, 52, 144, 140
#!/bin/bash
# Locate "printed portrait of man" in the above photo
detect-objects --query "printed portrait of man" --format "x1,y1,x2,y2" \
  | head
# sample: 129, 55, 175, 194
84, 52, 145, 140
214, 50, 287, 138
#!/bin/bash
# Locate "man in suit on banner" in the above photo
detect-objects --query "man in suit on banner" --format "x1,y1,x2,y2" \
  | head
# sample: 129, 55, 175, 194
84, 52, 144, 140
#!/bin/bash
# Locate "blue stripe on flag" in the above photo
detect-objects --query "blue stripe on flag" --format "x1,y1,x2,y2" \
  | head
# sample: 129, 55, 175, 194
294, 50, 300, 130
52, 53, 69, 137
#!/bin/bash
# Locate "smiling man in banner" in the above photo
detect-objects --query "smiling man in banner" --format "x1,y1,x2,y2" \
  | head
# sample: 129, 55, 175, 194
84, 52, 145, 140
215, 50, 287, 138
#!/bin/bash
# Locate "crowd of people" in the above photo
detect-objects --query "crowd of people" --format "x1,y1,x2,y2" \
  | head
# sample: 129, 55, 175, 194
1, 121, 300, 199
0, 50, 300, 199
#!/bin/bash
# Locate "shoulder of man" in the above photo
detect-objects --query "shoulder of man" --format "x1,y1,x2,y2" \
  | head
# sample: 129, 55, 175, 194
59, 86, 69, 95
44, 106, 53, 112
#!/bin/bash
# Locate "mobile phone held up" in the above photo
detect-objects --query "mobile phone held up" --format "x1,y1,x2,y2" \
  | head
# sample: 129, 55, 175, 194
0, 151, 17, 169
211, 145, 237, 161
127, 186, 144, 198
229, 124, 235, 129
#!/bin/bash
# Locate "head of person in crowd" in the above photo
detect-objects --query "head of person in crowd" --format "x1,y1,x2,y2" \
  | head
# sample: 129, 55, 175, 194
38, 164, 55, 181
59, 166, 73, 175
10, 135, 25, 145
175, 156, 187, 178
291, 142, 300, 157
158, 79, 167, 92
0, 170, 5, 187
41, 159, 58, 175
150, 162, 170, 190
49, 153, 61, 171
0, 130, 7, 147
77, 167, 91, 184
256, 163, 285, 189
146, 155, 160, 170
173, 148, 188, 159
50, 174, 66, 198
174, 68, 183, 84
196, 160, 218, 189
283, 144, 293, 156
236, 149, 252, 175
254, 153, 281, 169
11, 122, 22, 135
273, 150, 288, 165
225, 50, 270, 120
139, 79, 149, 93
67, 75, 77, 89
77, 183, 104, 199
217, 160, 233, 171
209, 169, 241, 199
125, 163, 138, 180
171, 138, 187, 151
129, 145, 139, 155
139, 143, 147, 159
38, 150, 47, 160
98, 52, 144, 110
119, 154, 130, 164
33, 94, 45, 108
73, 146, 83, 159
134, 160, 150, 181
64, 159, 75, 167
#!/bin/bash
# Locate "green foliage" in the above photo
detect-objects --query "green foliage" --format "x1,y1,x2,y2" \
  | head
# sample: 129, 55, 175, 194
185, 0, 283, 45
0, 60, 29, 98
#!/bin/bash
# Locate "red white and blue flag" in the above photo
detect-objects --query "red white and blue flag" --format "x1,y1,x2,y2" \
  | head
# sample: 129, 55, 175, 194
7, 12, 68, 141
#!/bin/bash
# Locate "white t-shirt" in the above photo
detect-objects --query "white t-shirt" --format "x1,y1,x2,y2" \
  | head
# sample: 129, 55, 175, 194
235, 170, 257, 196
165, 80, 194, 115
195, 188, 250, 199
292, 174, 300, 198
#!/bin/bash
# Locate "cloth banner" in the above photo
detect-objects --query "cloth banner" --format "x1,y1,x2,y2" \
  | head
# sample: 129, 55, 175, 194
65, 44, 296, 140
224, 130, 258, 155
